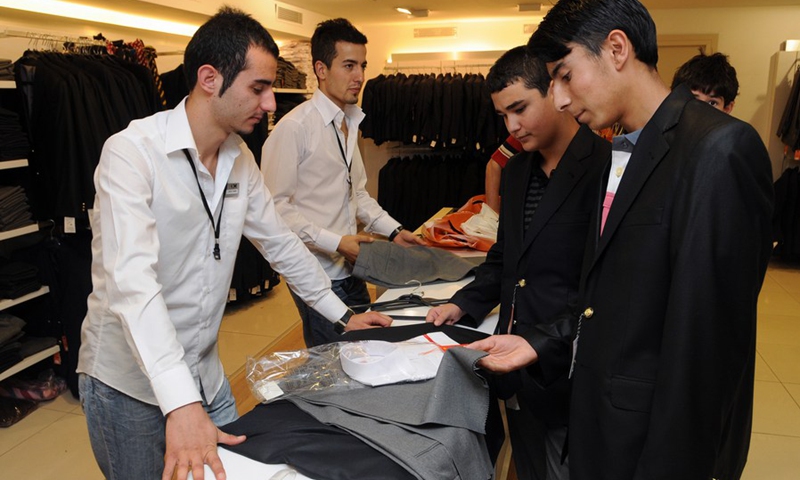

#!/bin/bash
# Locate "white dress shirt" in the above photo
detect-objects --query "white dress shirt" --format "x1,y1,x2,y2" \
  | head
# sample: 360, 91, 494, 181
77, 99, 347, 416
261, 90, 400, 280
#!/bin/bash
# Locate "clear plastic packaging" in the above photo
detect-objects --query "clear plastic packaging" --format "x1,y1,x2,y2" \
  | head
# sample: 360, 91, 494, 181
246, 342, 364, 403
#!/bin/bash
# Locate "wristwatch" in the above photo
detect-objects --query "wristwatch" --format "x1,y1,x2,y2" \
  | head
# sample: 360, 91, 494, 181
388, 226, 404, 242
333, 308, 355, 335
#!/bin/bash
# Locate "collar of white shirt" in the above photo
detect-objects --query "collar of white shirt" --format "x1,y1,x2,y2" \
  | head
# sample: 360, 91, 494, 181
311, 89, 366, 130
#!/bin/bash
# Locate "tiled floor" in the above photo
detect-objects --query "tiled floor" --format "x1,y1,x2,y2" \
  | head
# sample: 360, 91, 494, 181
1, 264, 800, 479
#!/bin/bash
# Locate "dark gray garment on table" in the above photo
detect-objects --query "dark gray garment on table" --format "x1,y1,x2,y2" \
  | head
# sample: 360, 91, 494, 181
288, 346, 494, 480
352, 241, 480, 288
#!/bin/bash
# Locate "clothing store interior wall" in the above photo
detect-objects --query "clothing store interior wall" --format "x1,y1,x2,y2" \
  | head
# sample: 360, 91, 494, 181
1, 1, 800, 183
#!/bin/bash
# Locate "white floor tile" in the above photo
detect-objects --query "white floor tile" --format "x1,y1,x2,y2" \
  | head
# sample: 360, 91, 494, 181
0, 413, 103, 479
0, 407, 68, 456
757, 343, 800, 384
741, 433, 800, 479
752, 381, 800, 436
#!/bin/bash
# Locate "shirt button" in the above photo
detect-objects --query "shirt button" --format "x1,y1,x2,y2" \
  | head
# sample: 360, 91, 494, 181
583, 307, 594, 319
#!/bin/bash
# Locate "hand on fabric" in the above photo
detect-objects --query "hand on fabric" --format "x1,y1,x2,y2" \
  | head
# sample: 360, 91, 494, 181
337, 234, 374, 263
467, 335, 539, 374
162, 402, 246, 480
425, 303, 465, 326
346, 311, 393, 331
392, 229, 426, 247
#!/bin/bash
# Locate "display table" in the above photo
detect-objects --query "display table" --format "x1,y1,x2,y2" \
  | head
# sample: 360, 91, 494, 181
194, 278, 499, 480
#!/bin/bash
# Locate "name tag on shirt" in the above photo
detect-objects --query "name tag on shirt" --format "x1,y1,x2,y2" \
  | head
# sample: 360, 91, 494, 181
225, 183, 239, 197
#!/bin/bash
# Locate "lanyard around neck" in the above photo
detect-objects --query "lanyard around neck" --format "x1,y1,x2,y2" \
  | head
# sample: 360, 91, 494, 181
332, 122, 352, 188
182, 148, 224, 260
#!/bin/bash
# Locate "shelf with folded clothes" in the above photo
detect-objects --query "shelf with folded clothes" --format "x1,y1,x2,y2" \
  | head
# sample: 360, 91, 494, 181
0, 222, 38, 241
0, 158, 28, 170
0, 343, 59, 383
0, 285, 50, 312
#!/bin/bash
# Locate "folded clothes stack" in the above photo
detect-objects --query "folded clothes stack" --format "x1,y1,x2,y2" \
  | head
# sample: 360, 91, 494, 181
0, 107, 32, 160
0, 186, 33, 232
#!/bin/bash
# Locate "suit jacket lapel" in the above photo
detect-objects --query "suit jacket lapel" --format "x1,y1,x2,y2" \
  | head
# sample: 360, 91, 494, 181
518, 125, 592, 265
588, 87, 691, 270
505, 150, 532, 253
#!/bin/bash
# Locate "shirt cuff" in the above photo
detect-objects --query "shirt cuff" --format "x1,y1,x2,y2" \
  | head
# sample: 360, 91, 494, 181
373, 218, 402, 238
316, 229, 343, 254
151, 363, 203, 416
311, 289, 349, 323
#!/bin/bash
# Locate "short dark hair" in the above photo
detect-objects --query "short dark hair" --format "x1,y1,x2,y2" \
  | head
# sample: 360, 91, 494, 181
311, 18, 367, 69
184, 6, 279, 96
671, 52, 739, 106
486, 46, 551, 97
528, 0, 658, 68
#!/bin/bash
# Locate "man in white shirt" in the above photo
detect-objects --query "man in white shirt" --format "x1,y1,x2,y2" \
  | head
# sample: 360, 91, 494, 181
77, 8, 390, 480
262, 18, 423, 347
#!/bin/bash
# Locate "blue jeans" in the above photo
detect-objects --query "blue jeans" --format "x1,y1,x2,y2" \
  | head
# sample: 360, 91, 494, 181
79, 373, 238, 479
291, 276, 371, 347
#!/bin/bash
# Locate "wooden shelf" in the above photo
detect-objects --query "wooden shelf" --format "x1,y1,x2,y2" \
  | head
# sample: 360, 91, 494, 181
0, 344, 60, 383
0, 158, 28, 170
0, 286, 50, 312
0, 80, 15, 89
0, 223, 38, 242
274, 88, 312, 94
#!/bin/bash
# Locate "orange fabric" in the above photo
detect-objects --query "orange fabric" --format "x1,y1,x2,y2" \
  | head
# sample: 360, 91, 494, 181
421, 195, 496, 252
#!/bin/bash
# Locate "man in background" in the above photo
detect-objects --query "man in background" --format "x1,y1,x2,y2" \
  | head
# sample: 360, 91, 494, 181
470, 0, 773, 478
427, 45, 609, 480
672, 51, 739, 114
262, 18, 422, 347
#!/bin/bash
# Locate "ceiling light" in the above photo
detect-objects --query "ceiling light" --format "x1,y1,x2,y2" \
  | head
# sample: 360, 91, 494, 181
518, 3, 542, 12
0, 0, 200, 37
395, 7, 429, 17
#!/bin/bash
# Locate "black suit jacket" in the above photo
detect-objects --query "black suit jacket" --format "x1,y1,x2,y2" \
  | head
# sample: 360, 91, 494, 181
452, 124, 609, 424
527, 85, 774, 480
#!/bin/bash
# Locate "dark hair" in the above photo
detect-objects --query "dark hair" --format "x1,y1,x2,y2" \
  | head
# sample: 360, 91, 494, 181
486, 46, 551, 96
184, 6, 279, 96
671, 52, 739, 106
528, 0, 658, 68
311, 18, 367, 69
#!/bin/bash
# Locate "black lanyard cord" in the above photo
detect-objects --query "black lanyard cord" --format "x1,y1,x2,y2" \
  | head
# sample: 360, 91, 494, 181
332, 122, 352, 188
182, 148, 224, 260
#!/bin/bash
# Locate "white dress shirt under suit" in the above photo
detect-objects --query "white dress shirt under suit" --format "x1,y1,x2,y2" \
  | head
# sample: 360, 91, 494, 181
261, 90, 400, 281
77, 99, 347, 416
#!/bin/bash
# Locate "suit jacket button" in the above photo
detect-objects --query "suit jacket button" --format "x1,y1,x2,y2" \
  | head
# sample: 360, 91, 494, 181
518, 279, 526, 287
583, 307, 594, 319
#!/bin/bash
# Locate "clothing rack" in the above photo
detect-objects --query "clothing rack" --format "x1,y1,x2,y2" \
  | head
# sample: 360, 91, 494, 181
0, 28, 106, 48
382, 62, 494, 73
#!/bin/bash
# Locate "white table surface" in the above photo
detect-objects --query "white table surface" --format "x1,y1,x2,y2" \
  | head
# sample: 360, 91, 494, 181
195, 277, 498, 480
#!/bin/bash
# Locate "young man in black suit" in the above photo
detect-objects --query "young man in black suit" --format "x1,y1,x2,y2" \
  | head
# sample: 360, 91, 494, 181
469, 1, 773, 479
426, 46, 610, 480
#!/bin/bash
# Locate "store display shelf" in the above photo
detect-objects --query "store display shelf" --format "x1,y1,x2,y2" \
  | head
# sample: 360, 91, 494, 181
0, 344, 59, 383
0, 286, 50, 312
0, 223, 38, 241
0, 80, 15, 89
274, 88, 312, 94
0, 158, 28, 170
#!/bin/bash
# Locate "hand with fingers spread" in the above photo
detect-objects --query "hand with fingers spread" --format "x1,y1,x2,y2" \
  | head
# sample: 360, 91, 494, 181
162, 402, 246, 480
425, 303, 465, 326
467, 335, 539, 374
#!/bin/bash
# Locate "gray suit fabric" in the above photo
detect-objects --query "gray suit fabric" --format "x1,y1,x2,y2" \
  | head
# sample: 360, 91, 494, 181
353, 241, 478, 288
288, 346, 494, 480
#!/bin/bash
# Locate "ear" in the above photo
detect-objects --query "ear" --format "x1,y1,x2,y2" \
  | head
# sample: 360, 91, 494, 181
723, 101, 735, 114
606, 29, 632, 71
314, 60, 328, 81
196, 64, 219, 95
